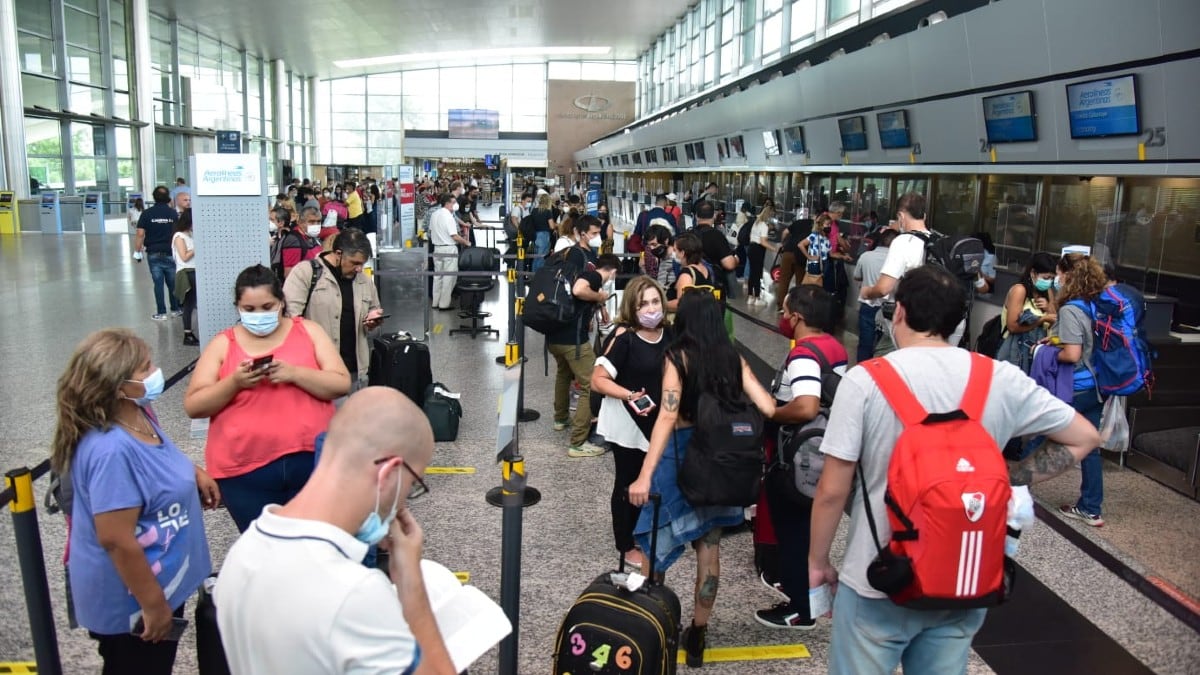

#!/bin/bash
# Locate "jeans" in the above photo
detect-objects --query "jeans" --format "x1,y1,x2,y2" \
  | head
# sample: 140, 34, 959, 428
548, 341, 596, 447
181, 268, 197, 333
1073, 389, 1106, 516
147, 253, 179, 315
217, 451, 315, 532
765, 477, 812, 618
829, 586, 986, 675
611, 444, 646, 553
856, 304, 879, 363
533, 231, 550, 273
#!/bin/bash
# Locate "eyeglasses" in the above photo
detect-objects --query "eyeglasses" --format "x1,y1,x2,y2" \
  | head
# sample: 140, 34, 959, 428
373, 456, 430, 499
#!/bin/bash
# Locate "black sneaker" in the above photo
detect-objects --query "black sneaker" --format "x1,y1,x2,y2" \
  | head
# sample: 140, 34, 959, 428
760, 572, 789, 602
183, 333, 200, 346
754, 602, 817, 630
681, 623, 706, 668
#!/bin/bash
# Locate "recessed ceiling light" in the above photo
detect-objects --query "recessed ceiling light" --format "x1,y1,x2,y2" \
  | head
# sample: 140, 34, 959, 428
334, 46, 613, 69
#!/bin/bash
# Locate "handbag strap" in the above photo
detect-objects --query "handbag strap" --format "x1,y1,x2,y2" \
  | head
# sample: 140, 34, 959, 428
857, 464, 886, 556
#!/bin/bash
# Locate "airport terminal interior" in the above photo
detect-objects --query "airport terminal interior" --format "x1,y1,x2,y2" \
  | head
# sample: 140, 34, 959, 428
1, 0, 1198, 673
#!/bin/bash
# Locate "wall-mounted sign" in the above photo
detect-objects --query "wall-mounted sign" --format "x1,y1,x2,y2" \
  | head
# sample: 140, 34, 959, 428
216, 130, 242, 154
194, 154, 263, 196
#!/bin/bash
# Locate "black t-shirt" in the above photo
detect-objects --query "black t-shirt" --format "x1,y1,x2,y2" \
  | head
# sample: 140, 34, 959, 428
138, 204, 178, 253
599, 326, 672, 439
694, 225, 733, 286
548, 268, 602, 346
667, 263, 711, 301
532, 209, 555, 233
784, 221, 810, 257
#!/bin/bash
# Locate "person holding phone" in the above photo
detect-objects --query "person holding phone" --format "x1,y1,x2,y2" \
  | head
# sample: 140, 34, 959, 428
185, 265, 351, 532
52, 329, 219, 674
591, 276, 672, 572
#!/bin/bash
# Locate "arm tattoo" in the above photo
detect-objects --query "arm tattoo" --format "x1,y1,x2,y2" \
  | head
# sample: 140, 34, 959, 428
663, 389, 681, 413
1009, 441, 1076, 486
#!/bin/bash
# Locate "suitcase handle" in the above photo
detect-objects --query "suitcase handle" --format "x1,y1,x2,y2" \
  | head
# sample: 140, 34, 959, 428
620, 492, 662, 582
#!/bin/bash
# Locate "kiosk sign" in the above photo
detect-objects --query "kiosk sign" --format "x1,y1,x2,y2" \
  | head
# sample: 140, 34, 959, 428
194, 154, 263, 196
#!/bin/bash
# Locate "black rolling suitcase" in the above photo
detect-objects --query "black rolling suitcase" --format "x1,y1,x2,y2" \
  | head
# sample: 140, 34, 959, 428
368, 333, 432, 405
553, 495, 680, 675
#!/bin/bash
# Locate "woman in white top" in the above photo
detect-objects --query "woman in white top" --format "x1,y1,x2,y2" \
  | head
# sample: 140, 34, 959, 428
127, 197, 144, 231
746, 203, 774, 305
172, 210, 198, 345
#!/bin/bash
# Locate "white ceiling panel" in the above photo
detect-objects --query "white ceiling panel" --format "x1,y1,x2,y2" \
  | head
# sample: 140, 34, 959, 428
150, 0, 695, 78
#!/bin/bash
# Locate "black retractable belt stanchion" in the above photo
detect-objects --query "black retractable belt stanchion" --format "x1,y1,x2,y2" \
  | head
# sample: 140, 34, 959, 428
495, 235, 523, 366
6, 465, 63, 675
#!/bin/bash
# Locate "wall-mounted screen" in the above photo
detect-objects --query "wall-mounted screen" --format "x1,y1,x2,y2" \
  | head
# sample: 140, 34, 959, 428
620, 154, 630, 166
483, 154, 500, 169
982, 91, 1037, 143
783, 126, 806, 154
876, 110, 912, 149
693, 142, 706, 161
838, 116, 868, 151
762, 130, 781, 156
447, 109, 499, 139
632, 152, 642, 165
716, 139, 728, 161
1066, 74, 1139, 139
727, 135, 745, 159
685, 143, 696, 161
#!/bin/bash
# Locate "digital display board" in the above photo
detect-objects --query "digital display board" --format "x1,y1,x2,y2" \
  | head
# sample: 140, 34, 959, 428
838, 116, 868, 151
685, 143, 696, 161
1066, 75, 1139, 139
762, 130, 781, 156
692, 142, 706, 161
447, 109, 500, 139
982, 91, 1037, 143
483, 154, 500, 169
727, 135, 745, 159
783, 126, 806, 154
876, 110, 912, 149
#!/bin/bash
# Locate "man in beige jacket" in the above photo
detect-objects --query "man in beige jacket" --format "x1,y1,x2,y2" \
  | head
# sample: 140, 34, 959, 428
284, 228, 383, 390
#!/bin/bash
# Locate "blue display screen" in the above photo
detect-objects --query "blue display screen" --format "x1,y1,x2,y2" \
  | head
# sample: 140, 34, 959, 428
1066, 75, 1139, 139
983, 91, 1037, 143
838, 116, 868, 152
783, 126, 805, 154
876, 111, 911, 149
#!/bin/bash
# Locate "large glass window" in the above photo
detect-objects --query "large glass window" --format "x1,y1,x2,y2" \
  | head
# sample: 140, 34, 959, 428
829, 0, 860, 22
25, 117, 64, 189
1113, 178, 1200, 281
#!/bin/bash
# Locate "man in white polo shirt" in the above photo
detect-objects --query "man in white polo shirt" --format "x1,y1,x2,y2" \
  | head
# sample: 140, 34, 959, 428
215, 387, 454, 675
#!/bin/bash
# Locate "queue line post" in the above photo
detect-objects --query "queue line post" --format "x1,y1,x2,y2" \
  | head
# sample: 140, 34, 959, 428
5, 465, 64, 675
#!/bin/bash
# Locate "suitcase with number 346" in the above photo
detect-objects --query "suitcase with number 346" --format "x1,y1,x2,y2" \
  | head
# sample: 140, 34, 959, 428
552, 494, 680, 675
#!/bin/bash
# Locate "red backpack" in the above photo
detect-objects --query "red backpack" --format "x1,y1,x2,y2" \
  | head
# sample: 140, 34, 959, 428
859, 353, 1015, 609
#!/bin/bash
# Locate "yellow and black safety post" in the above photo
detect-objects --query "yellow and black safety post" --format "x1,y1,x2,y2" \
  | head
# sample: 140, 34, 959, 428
5, 466, 63, 675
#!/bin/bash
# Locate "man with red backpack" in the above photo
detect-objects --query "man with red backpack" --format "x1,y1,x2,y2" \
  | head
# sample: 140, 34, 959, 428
808, 265, 1102, 674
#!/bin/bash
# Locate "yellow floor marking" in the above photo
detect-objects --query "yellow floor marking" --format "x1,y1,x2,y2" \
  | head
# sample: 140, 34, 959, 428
675, 643, 811, 664
432, 323, 444, 334
454, 572, 470, 583
424, 467, 476, 475
0, 664, 38, 673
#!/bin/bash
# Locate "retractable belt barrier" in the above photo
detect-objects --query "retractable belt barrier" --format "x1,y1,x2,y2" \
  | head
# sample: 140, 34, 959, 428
0, 358, 196, 675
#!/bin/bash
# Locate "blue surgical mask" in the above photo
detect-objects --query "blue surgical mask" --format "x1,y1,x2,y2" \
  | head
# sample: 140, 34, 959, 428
125, 368, 164, 406
355, 466, 403, 545
1053, 276, 1063, 291
1033, 277, 1053, 292
240, 310, 280, 337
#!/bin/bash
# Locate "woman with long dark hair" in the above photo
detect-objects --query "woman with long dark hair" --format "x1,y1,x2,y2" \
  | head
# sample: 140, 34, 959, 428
592, 276, 672, 572
172, 209, 197, 345
1053, 253, 1109, 526
997, 252, 1057, 373
184, 265, 350, 532
629, 290, 775, 667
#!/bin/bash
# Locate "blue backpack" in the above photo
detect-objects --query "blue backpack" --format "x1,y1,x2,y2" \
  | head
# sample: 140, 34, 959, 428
1068, 284, 1153, 396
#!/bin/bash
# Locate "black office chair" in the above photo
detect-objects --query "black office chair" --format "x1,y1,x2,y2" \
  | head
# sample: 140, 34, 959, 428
450, 246, 500, 339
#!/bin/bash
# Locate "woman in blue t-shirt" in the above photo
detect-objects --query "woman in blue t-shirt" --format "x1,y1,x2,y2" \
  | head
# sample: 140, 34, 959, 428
51, 329, 218, 674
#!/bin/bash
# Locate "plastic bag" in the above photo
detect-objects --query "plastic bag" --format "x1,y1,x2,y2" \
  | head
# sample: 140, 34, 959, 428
1099, 395, 1130, 452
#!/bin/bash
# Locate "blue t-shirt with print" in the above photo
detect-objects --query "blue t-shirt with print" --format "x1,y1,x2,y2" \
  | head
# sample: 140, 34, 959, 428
68, 419, 211, 635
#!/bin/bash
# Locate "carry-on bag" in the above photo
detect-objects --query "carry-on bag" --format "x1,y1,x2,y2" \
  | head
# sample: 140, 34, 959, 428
368, 332, 432, 405
195, 575, 232, 675
552, 494, 681, 675
423, 382, 463, 442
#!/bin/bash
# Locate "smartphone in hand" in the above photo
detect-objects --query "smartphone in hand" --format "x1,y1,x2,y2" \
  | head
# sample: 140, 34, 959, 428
251, 355, 274, 371
627, 394, 656, 415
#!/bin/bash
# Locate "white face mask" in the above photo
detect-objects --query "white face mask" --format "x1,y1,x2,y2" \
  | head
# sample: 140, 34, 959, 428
588, 235, 602, 248
307, 225, 321, 237
269, 222, 278, 233
451, 202, 459, 212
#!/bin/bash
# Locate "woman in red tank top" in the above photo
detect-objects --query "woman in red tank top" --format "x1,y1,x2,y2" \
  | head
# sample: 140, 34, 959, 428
184, 265, 350, 532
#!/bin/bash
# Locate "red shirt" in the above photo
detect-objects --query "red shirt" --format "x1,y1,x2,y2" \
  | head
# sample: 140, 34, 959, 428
205, 318, 335, 479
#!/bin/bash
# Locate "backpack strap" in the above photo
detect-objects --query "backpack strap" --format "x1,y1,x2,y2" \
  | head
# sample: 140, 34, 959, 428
861, 358, 927, 427
959, 353, 994, 421
302, 258, 323, 318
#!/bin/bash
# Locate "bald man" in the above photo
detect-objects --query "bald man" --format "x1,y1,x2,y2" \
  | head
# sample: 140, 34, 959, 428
216, 387, 456, 675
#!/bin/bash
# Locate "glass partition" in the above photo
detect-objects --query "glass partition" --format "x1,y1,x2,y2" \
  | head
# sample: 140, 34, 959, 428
932, 175, 978, 237
982, 174, 1041, 269
1115, 178, 1200, 292
1042, 176, 1117, 258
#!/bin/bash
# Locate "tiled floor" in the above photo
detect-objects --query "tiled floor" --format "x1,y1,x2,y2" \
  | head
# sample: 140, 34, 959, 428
0, 228, 1197, 675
